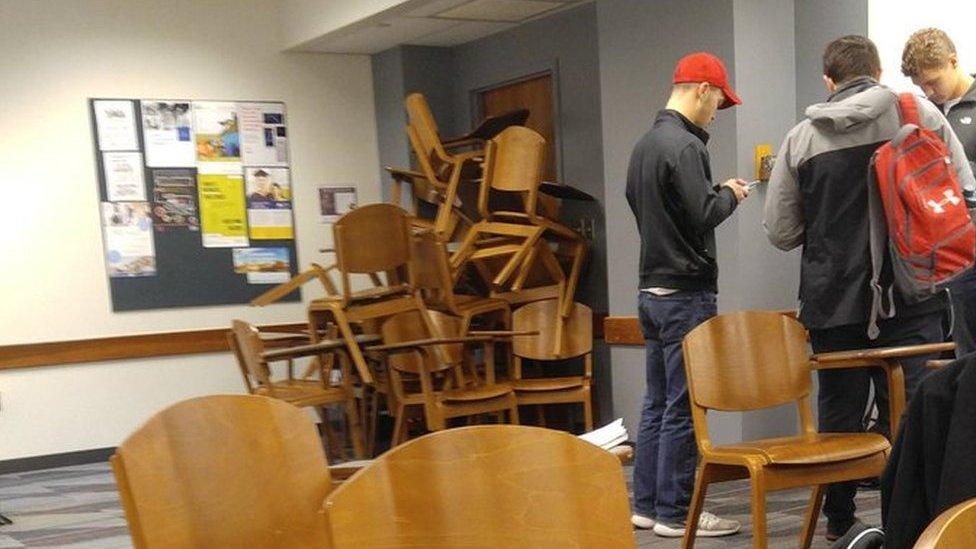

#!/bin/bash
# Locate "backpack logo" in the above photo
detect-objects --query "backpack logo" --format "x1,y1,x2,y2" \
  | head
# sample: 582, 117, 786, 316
927, 189, 962, 214
961, 116, 972, 125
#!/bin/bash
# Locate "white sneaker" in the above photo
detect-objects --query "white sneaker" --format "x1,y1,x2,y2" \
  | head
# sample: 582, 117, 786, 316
652, 511, 741, 538
631, 514, 655, 529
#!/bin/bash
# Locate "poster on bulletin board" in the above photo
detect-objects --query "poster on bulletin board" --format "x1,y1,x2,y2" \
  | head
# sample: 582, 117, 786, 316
89, 97, 300, 311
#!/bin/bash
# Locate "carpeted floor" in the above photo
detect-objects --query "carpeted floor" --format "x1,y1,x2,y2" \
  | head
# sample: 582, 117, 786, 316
0, 462, 882, 548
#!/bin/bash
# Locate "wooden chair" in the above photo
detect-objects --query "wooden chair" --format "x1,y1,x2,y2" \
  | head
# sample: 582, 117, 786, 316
111, 395, 334, 549
914, 497, 976, 548
324, 425, 636, 548
681, 311, 891, 549
229, 319, 370, 459
410, 229, 511, 333
510, 299, 594, 431
306, 203, 436, 388
371, 310, 519, 445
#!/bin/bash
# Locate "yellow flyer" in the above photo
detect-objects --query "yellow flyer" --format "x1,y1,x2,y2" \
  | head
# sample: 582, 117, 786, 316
197, 173, 248, 247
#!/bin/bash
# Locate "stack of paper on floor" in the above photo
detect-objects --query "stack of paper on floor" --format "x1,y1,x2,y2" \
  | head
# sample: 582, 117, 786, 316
578, 418, 629, 450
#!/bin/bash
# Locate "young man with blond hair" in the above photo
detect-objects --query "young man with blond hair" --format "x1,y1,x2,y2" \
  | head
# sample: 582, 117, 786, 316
902, 27, 976, 356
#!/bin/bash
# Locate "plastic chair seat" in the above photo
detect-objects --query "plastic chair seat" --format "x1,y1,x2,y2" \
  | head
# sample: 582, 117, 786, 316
710, 432, 890, 465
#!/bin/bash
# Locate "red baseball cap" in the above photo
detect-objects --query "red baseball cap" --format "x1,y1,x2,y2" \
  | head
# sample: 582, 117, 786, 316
673, 52, 741, 109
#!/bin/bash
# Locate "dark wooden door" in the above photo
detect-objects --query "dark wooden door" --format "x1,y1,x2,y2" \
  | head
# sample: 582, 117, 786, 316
479, 73, 557, 183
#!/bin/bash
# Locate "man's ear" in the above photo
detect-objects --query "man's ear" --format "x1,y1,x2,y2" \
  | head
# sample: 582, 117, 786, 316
823, 75, 837, 93
949, 52, 959, 70
696, 82, 710, 101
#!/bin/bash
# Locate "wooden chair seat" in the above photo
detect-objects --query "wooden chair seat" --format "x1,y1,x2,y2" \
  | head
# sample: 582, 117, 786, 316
441, 383, 513, 402
510, 376, 586, 392
709, 432, 890, 466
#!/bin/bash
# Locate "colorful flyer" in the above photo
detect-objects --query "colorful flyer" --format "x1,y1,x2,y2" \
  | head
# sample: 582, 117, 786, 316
197, 172, 248, 247
93, 100, 139, 151
245, 167, 293, 239
239, 102, 288, 166
232, 247, 291, 284
151, 168, 199, 231
101, 202, 156, 277
318, 186, 357, 223
193, 101, 240, 163
141, 100, 195, 167
103, 152, 147, 201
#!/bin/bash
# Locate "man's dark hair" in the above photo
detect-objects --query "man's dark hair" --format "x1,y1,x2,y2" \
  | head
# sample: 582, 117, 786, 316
823, 35, 881, 84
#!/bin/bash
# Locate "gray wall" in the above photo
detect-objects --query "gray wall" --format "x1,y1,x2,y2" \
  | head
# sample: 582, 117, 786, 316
598, 0, 740, 443
732, 0, 803, 440
371, 47, 407, 202
794, 0, 869, 119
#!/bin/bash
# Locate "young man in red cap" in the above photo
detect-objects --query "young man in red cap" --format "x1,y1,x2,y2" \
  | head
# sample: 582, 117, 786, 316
626, 51, 748, 538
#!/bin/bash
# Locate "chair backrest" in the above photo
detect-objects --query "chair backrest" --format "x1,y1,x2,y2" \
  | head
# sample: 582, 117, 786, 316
112, 395, 333, 549
380, 310, 462, 376
333, 203, 412, 296
914, 497, 976, 548
229, 319, 272, 393
682, 311, 812, 413
324, 425, 636, 548
410, 231, 458, 311
405, 93, 446, 165
512, 299, 592, 361
478, 126, 547, 218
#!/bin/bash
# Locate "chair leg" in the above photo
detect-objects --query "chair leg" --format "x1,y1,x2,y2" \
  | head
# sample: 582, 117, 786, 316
582, 388, 593, 432
799, 484, 824, 549
535, 405, 546, 427
681, 463, 710, 549
749, 467, 768, 549
390, 404, 406, 448
367, 390, 380, 456
344, 395, 366, 460
508, 396, 520, 425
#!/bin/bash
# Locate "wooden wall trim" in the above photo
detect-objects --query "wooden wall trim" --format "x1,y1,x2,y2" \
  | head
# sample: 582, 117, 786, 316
1, 312, 611, 372
0, 323, 307, 371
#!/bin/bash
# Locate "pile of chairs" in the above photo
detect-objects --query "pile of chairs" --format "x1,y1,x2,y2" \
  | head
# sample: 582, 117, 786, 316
229, 92, 595, 458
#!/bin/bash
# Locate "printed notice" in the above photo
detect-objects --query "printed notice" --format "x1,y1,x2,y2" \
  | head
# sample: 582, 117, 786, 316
239, 102, 288, 166
318, 186, 357, 223
101, 202, 156, 277
193, 101, 240, 163
141, 100, 195, 167
93, 100, 139, 151
197, 172, 248, 247
151, 168, 199, 231
245, 167, 293, 239
232, 247, 291, 284
103, 152, 147, 201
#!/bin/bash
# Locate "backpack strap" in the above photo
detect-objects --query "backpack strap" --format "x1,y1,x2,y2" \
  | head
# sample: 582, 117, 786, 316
867, 157, 897, 340
897, 92, 921, 126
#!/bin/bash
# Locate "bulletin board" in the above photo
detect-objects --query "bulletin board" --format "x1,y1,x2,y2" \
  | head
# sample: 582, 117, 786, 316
88, 98, 300, 311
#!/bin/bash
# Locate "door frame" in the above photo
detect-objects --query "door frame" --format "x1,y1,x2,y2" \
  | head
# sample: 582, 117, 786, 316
468, 59, 564, 182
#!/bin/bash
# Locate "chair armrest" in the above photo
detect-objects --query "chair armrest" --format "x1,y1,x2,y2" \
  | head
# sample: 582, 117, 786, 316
811, 342, 954, 365
261, 340, 350, 361
365, 336, 492, 354
467, 330, 539, 338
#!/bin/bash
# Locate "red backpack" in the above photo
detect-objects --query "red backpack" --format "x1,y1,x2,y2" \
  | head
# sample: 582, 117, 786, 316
868, 93, 976, 338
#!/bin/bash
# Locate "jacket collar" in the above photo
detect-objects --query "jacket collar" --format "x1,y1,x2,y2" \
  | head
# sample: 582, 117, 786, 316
657, 109, 710, 145
827, 76, 879, 103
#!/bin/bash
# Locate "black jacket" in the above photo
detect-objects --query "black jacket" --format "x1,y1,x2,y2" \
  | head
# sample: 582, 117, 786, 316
881, 355, 976, 549
625, 110, 738, 292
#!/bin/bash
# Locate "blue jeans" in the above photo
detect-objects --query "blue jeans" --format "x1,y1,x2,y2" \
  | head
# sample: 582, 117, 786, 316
632, 290, 716, 524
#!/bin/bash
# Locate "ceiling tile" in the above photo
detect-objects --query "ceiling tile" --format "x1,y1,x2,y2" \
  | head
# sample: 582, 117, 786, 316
433, 0, 564, 23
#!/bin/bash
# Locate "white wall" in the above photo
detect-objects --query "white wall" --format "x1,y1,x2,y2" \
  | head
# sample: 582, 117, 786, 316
869, 0, 976, 92
0, 0, 381, 460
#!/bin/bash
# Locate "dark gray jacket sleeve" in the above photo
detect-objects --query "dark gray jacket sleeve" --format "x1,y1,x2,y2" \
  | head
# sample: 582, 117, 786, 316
671, 143, 737, 232
919, 98, 976, 203
764, 129, 804, 250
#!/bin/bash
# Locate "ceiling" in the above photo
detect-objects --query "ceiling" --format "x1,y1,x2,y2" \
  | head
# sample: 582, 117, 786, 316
294, 0, 591, 54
